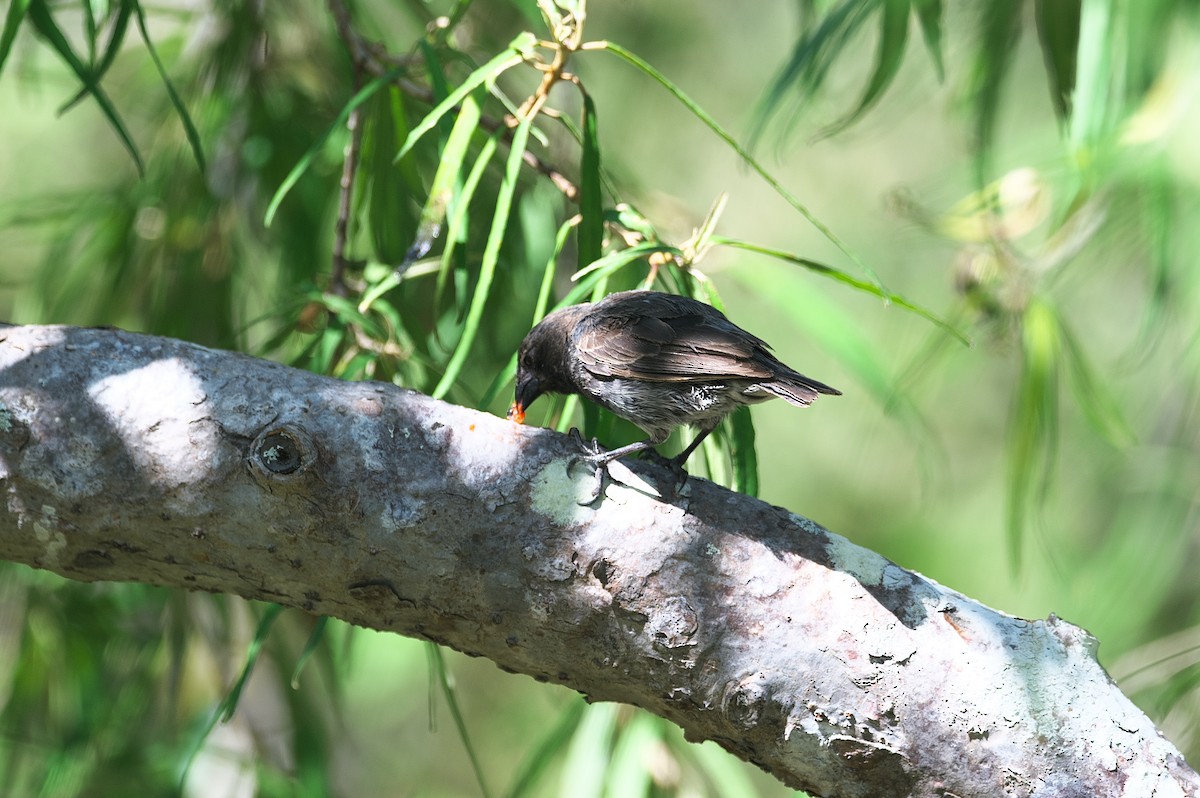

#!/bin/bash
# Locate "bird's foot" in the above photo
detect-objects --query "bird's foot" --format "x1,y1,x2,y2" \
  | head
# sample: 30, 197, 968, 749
567, 427, 611, 505
664, 454, 692, 498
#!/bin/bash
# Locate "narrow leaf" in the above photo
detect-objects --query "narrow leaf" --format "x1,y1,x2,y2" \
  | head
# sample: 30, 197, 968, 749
970, 0, 1024, 181
577, 92, 604, 272
58, 2, 131, 114
366, 86, 417, 265
26, 0, 144, 175
265, 67, 404, 226
1059, 318, 1136, 448
504, 700, 586, 798
593, 39, 884, 292
913, 0, 945, 81
819, 0, 911, 138
395, 31, 535, 164
432, 112, 535, 401
405, 92, 482, 268
428, 645, 492, 798
1034, 0, 1081, 122
133, 1, 206, 172
728, 405, 759, 496
1007, 297, 1060, 569
289, 616, 329, 689
712, 235, 968, 344
0, 0, 34, 77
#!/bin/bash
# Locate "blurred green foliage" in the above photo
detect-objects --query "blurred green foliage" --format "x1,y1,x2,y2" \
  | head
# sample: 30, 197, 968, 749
1, 0, 1199, 794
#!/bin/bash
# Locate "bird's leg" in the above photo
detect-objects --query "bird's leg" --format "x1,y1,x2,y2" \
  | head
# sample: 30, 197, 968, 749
566, 428, 660, 505
665, 424, 720, 493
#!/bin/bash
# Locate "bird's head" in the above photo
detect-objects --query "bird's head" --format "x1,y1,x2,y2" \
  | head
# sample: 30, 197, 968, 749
508, 305, 588, 424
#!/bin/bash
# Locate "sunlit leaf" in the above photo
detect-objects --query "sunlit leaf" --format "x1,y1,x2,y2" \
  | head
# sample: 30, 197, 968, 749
605, 712, 659, 797
432, 112, 534, 401
395, 31, 535, 163
1068, 0, 1115, 157
558, 702, 617, 798
402, 91, 481, 269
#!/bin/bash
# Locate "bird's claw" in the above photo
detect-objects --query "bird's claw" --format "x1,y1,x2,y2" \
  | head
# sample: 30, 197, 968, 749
567, 427, 609, 505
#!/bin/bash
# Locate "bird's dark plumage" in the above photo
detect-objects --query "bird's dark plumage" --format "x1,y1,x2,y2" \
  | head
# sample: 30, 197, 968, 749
509, 290, 839, 496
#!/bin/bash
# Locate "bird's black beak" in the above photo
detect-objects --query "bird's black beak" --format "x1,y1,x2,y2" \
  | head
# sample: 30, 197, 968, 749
508, 375, 542, 424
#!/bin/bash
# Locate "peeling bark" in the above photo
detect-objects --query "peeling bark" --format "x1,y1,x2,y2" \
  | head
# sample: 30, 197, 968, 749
0, 323, 1195, 798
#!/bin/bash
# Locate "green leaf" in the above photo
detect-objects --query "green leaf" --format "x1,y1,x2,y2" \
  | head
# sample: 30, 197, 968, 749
477, 215, 580, 412
578, 92, 604, 272
365, 86, 418, 265
133, 1, 206, 173
712, 235, 968, 344
432, 112, 535, 401
180, 604, 285, 788
265, 66, 405, 226
594, 39, 884, 292
0, 0, 32, 77
503, 699, 586, 798
569, 241, 681, 283
749, 0, 875, 146
1067, 0, 1114, 158
289, 616, 329, 689
913, 0, 944, 81
427, 645, 492, 798
1059, 318, 1136, 448
559, 703, 618, 798
1007, 297, 1061, 569
395, 31, 535, 164
1034, 0, 1081, 122
405, 91, 482, 267
728, 406, 759, 497
969, 0, 1024, 181
435, 125, 502, 312
605, 713, 659, 798
26, 0, 144, 175
57, 2, 131, 115
818, 0, 911, 138
733, 264, 892, 404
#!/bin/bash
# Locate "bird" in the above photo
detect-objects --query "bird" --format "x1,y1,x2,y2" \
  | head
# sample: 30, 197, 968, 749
507, 289, 840, 502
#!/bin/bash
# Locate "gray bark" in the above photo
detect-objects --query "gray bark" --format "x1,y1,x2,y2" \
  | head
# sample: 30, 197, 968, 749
0, 323, 1195, 798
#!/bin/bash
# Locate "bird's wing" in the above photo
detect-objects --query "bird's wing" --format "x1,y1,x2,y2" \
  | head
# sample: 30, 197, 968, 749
572, 295, 775, 383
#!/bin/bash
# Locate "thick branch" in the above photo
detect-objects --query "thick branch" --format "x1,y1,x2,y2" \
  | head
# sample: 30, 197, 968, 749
0, 324, 1195, 798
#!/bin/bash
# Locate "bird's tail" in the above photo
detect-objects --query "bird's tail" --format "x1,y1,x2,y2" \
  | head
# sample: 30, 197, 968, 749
764, 371, 842, 406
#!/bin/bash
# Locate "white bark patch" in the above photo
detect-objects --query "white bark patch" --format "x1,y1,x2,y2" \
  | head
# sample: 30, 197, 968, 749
87, 358, 214, 492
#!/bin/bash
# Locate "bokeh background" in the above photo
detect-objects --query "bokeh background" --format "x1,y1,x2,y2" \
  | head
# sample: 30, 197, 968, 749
1, 1, 1198, 796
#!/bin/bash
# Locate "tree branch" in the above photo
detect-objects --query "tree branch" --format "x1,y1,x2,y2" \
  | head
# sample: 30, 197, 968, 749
0, 324, 1195, 798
